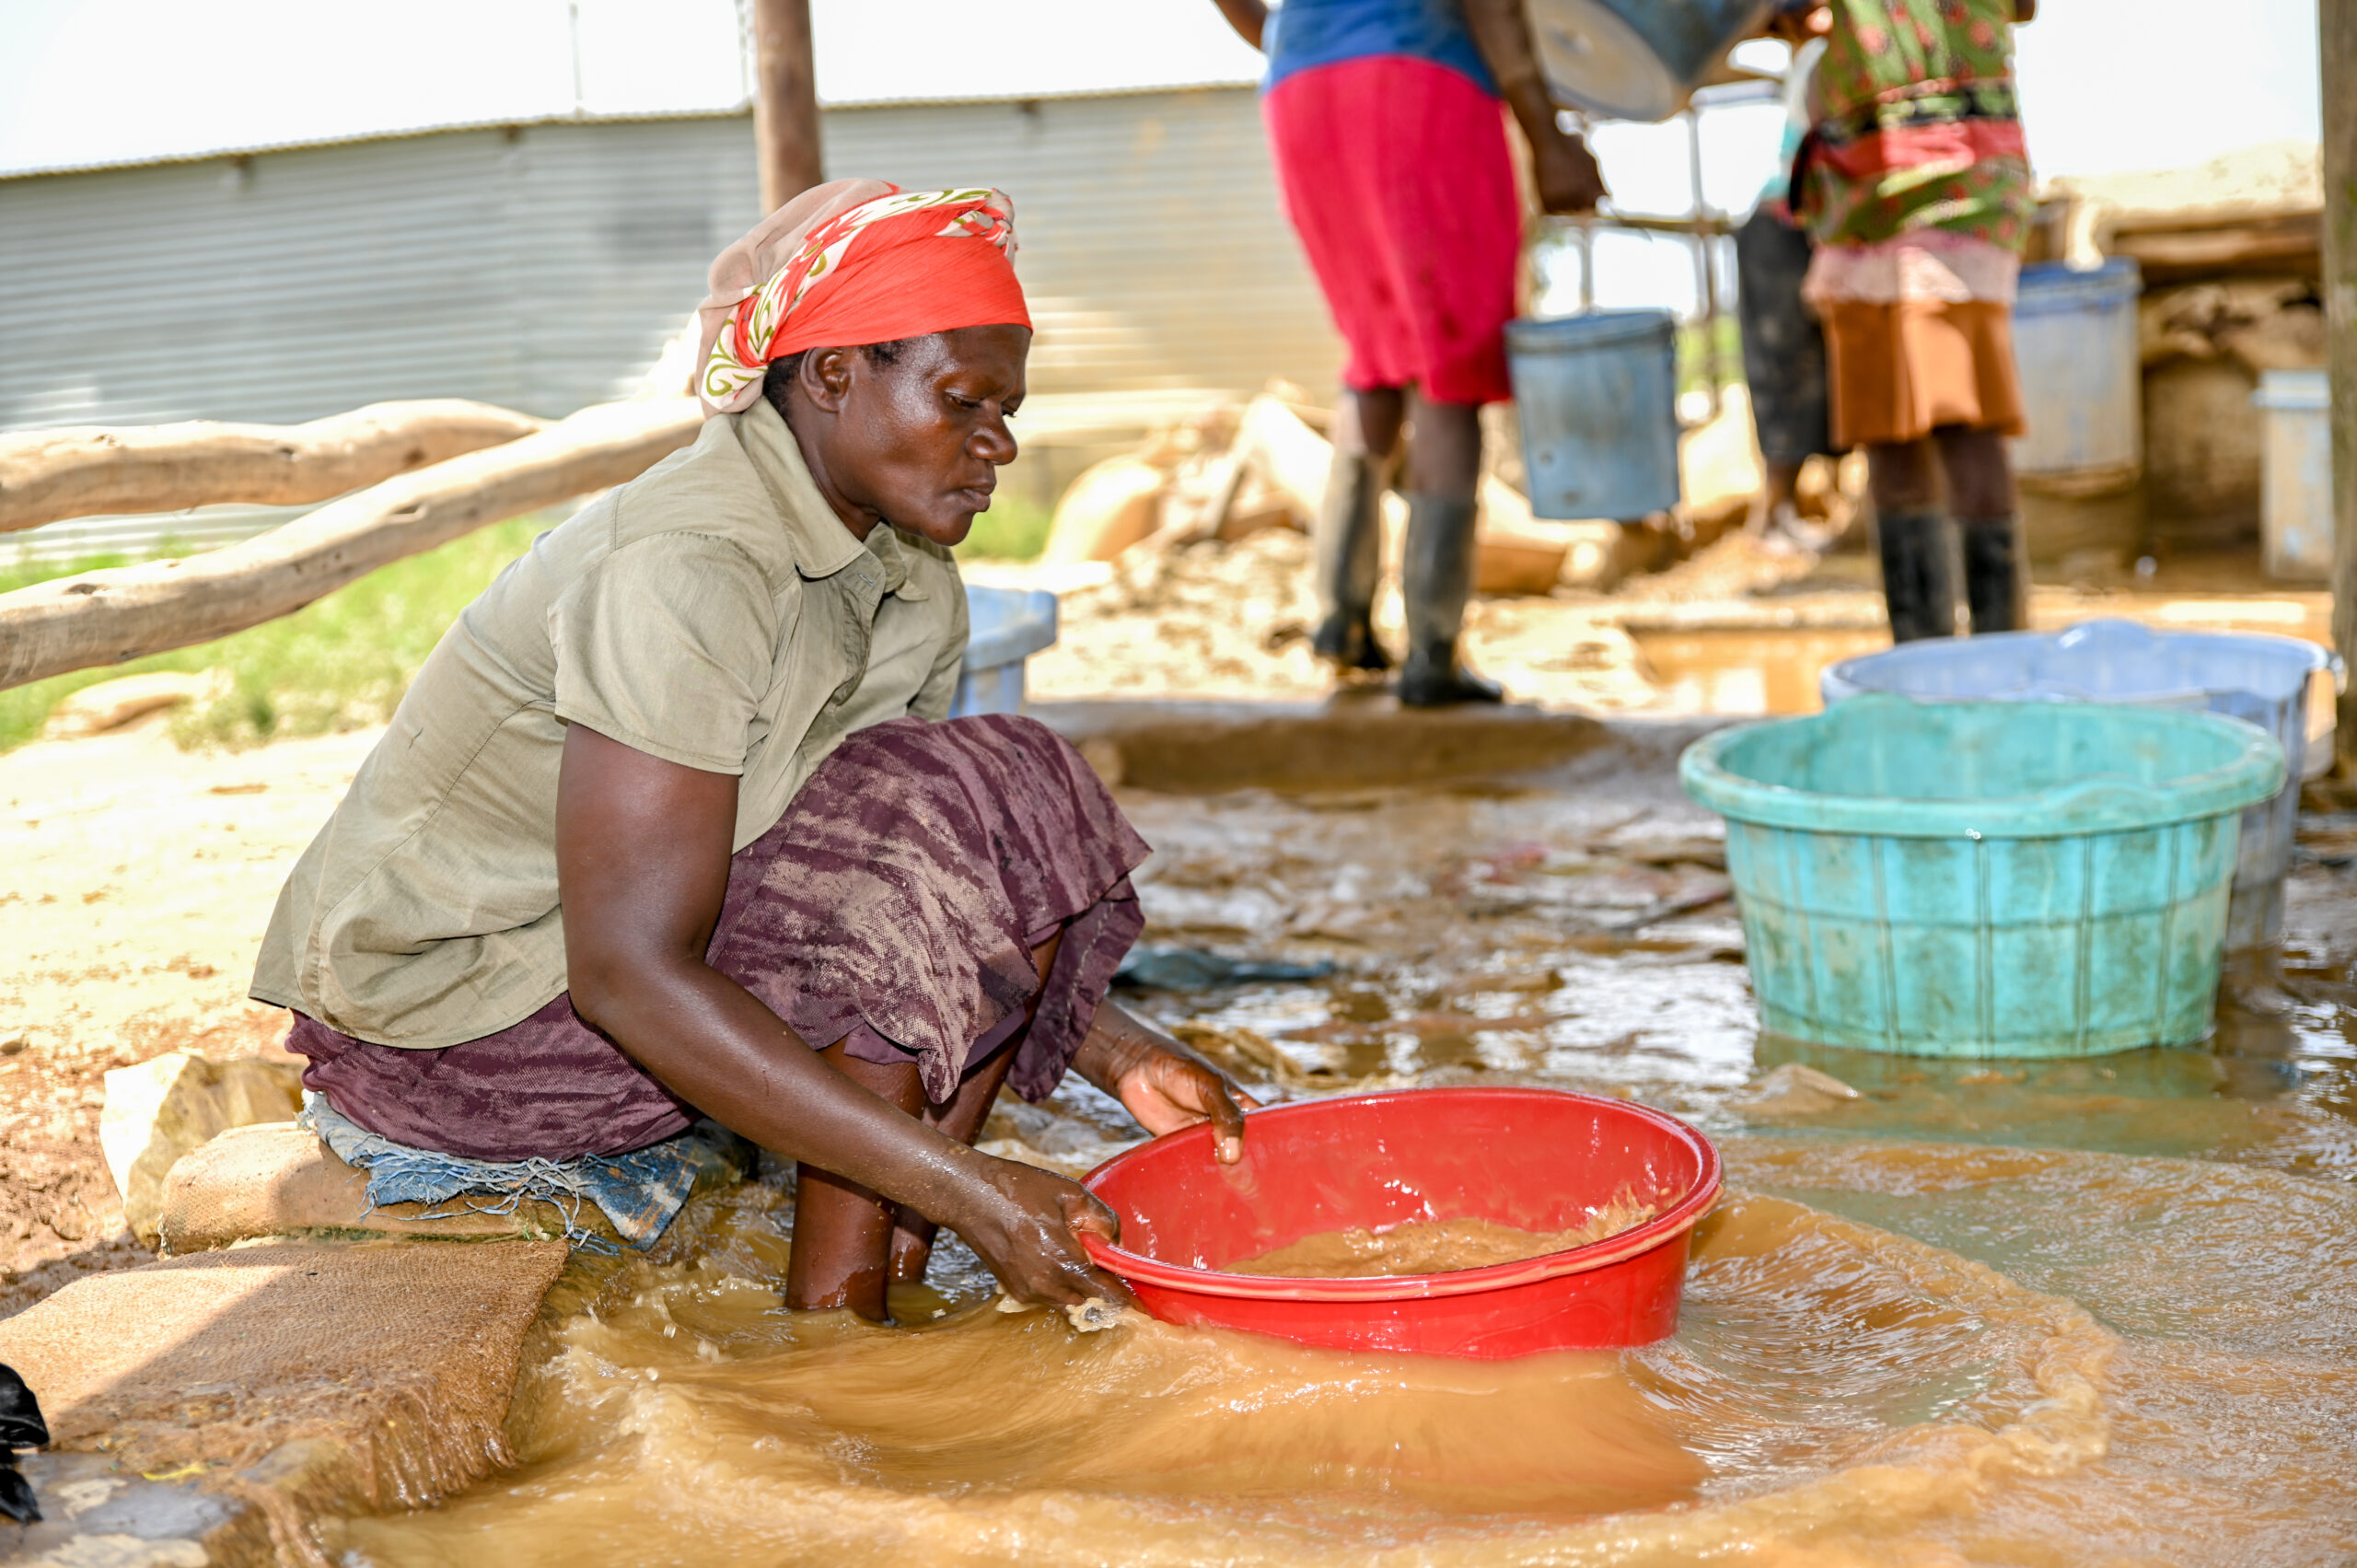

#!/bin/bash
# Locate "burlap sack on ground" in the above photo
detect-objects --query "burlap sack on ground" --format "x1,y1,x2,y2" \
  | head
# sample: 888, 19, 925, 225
158, 1123, 617, 1252
0, 1238, 568, 1517
100, 1051, 307, 1244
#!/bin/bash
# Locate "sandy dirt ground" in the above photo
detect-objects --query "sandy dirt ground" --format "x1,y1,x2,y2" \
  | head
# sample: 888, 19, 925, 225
1, 529, 2344, 1321
987, 526, 2337, 721
0, 721, 379, 1315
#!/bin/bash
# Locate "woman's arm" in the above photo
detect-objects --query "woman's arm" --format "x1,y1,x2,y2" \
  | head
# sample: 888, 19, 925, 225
555, 722, 1135, 1306
1072, 1002, 1258, 1165
1210, 0, 1268, 50
1461, 0, 1608, 214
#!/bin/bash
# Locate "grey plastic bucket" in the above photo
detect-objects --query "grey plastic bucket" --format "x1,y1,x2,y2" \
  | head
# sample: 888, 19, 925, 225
2011, 259, 2142, 482
950, 586, 1059, 718
1527, 0, 1776, 121
1821, 618, 2341, 948
2254, 369, 2331, 579
1506, 310, 1682, 522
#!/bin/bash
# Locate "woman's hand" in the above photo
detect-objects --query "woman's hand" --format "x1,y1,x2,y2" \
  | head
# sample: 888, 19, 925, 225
1074, 1003, 1259, 1164
1532, 131, 1609, 216
950, 1153, 1140, 1307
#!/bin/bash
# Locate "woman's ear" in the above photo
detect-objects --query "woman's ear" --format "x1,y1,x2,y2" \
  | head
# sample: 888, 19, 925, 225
799, 345, 858, 413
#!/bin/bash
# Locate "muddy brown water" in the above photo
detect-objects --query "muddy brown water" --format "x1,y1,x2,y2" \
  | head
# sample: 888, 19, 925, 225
1221, 1205, 1659, 1279
331, 784, 2357, 1566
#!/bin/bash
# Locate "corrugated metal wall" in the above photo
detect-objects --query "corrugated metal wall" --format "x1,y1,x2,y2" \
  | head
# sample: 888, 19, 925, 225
828, 91, 1339, 405
0, 87, 1341, 556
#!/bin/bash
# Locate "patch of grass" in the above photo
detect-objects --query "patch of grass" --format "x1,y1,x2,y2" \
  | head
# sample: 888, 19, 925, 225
957, 494, 1053, 563
0, 519, 552, 754
1678, 315, 1747, 396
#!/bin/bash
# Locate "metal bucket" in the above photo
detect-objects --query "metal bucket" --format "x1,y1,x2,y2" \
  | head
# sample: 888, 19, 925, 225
1527, 0, 1776, 122
1506, 310, 1682, 521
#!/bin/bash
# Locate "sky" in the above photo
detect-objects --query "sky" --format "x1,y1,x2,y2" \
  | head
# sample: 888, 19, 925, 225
0, 0, 2324, 182
0, 0, 2327, 318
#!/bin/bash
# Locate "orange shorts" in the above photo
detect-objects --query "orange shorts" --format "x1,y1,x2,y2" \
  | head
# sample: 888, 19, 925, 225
1816, 297, 2026, 448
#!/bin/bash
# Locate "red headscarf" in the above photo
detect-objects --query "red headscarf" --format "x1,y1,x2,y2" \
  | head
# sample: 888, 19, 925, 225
695, 180, 1030, 414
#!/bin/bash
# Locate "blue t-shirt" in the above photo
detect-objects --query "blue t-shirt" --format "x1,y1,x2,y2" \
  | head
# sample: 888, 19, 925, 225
1263, 0, 1499, 94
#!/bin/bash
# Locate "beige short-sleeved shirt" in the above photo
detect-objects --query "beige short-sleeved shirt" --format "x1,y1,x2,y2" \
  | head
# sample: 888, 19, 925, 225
250, 399, 970, 1048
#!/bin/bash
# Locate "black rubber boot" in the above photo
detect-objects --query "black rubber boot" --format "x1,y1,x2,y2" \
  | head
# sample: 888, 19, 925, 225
0, 1362, 44, 1525
1397, 492, 1504, 706
1959, 513, 2027, 634
1310, 447, 1392, 673
1875, 505, 1958, 644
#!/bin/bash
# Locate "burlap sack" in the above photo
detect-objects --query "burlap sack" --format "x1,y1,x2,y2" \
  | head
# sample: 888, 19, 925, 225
157, 1123, 619, 1253
0, 1237, 568, 1519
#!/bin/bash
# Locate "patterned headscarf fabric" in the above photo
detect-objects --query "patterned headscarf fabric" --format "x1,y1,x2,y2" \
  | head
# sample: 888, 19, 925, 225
694, 180, 1029, 415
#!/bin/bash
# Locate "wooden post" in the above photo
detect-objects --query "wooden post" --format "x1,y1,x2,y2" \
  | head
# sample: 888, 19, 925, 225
750, 0, 823, 213
2328, 0, 2357, 767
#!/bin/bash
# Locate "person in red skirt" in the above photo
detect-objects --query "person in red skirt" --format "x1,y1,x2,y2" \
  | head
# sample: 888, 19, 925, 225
1214, 0, 1608, 703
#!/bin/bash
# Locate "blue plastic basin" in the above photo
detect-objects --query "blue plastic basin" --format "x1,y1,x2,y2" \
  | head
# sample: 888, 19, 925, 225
1680, 695, 2283, 1058
1822, 619, 2340, 948
950, 586, 1059, 718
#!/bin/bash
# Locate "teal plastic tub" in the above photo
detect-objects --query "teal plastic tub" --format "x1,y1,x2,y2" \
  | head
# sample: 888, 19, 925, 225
1679, 696, 2284, 1057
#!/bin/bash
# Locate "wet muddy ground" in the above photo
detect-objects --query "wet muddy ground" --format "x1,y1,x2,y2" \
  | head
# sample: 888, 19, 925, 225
7, 527, 2353, 1562
333, 782, 2357, 1567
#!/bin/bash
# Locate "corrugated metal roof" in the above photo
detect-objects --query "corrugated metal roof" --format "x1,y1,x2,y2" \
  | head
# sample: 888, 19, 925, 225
0, 87, 1339, 561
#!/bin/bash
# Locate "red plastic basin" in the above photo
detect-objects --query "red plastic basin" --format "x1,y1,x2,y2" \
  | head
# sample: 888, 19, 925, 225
1080, 1086, 1721, 1359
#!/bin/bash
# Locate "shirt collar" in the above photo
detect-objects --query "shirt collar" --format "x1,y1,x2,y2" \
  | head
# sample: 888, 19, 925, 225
735, 398, 929, 598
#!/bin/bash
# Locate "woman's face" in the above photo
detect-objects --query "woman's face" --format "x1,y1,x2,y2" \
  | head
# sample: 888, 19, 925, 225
819, 324, 1029, 548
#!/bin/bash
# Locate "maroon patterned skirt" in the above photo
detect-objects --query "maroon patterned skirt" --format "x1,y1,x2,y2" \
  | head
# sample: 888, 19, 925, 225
285, 714, 1150, 1162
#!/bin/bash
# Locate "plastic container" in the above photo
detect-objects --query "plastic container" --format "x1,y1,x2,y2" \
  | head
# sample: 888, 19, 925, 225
1527, 0, 1774, 121
2254, 368, 2331, 582
2011, 259, 2143, 484
1506, 310, 1682, 522
948, 586, 1058, 718
1080, 1086, 1721, 1359
1680, 694, 2283, 1057
1822, 619, 2340, 948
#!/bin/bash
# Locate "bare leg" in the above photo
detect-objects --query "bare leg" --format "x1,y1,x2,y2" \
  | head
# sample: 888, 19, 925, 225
887, 931, 1063, 1287
1865, 436, 1941, 513
1933, 424, 2017, 517
886, 1043, 1020, 1283
1340, 386, 1406, 463
784, 1045, 926, 1320
1749, 458, 1805, 536
1403, 391, 1481, 498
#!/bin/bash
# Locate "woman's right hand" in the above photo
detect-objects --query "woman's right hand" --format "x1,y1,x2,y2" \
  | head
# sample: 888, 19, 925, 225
951, 1154, 1141, 1308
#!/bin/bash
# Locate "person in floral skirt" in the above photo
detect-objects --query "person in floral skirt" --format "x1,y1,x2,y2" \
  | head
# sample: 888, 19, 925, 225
1794, 0, 2038, 641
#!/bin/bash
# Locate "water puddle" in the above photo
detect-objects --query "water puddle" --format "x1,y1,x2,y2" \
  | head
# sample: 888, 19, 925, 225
329, 785, 2357, 1564
1626, 626, 1884, 714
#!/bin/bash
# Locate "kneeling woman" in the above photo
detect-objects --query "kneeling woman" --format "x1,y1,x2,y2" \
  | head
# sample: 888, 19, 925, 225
250, 181, 1250, 1318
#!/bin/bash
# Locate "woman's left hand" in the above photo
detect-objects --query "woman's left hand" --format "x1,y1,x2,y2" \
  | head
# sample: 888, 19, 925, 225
1074, 1005, 1260, 1164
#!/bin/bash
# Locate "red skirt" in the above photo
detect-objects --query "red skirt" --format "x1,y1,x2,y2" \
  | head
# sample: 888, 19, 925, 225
1263, 54, 1521, 406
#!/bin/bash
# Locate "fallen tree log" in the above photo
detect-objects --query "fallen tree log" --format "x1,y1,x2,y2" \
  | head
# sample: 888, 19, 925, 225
0, 399, 548, 534
0, 399, 702, 690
